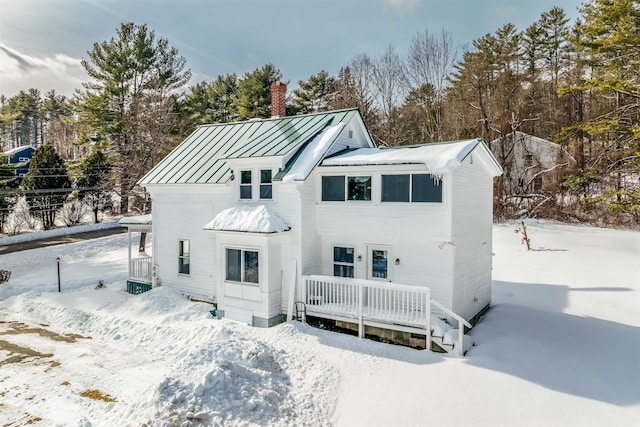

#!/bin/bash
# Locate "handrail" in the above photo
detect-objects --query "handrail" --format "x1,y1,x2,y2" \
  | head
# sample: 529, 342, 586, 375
430, 299, 471, 356
304, 274, 430, 294
302, 274, 432, 350
130, 257, 152, 281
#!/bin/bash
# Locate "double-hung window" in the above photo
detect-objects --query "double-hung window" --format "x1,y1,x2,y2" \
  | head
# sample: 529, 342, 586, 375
322, 175, 371, 201
260, 169, 272, 199
226, 248, 259, 284
178, 240, 190, 275
381, 174, 442, 203
240, 171, 252, 199
333, 246, 355, 278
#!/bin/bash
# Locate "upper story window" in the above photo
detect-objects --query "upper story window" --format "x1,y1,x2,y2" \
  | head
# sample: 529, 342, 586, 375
321, 175, 371, 201
348, 176, 371, 200
260, 169, 272, 199
525, 154, 533, 167
240, 170, 252, 199
178, 239, 190, 275
382, 174, 442, 203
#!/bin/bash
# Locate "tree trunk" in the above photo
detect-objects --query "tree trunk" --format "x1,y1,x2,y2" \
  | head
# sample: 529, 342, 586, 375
139, 232, 147, 253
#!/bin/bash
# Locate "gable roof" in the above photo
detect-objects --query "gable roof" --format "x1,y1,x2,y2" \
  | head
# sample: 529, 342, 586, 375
140, 109, 359, 185
5, 145, 36, 156
322, 138, 503, 177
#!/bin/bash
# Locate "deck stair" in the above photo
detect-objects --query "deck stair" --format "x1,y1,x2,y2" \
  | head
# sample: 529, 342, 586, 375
430, 316, 473, 355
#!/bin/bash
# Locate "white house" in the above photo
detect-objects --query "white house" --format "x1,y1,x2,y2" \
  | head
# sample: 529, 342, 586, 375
125, 84, 502, 354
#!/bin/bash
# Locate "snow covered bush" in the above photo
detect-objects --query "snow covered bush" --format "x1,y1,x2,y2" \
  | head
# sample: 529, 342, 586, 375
57, 199, 90, 227
2, 196, 42, 235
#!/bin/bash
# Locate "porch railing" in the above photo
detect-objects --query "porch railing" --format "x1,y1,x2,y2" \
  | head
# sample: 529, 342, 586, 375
302, 275, 472, 355
130, 257, 152, 283
302, 275, 432, 350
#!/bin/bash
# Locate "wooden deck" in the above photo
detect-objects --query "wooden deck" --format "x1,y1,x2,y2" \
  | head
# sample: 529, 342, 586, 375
301, 275, 471, 355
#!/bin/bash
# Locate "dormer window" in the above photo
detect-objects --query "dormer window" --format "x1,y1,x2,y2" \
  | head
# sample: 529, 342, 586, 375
260, 169, 272, 199
240, 170, 252, 199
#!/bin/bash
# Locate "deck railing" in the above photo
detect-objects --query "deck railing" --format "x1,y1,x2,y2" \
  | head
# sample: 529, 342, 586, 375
301, 275, 472, 355
302, 275, 433, 350
130, 257, 152, 283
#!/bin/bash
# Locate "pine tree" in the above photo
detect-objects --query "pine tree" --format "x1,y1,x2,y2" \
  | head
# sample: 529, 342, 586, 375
76, 150, 112, 223
20, 144, 71, 229
559, 0, 640, 224
76, 22, 191, 213
292, 70, 336, 114
232, 64, 283, 120
181, 74, 238, 126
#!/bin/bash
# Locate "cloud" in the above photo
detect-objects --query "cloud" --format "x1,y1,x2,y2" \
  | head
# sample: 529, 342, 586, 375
0, 43, 87, 97
387, 0, 420, 14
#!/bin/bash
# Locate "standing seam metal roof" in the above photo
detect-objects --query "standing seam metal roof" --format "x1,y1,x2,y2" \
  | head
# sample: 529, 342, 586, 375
140, 109, 358, 185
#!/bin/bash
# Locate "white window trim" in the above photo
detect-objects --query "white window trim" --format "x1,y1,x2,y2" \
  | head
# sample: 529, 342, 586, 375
320, 174, 373, 203
259, 169, 273, 200
380, 173, 443, 204
178, 239, 191, 276
224, 246, 261, 286
332, 245, 356, 278
367, 245, 393, 282
239, 170, 252, 201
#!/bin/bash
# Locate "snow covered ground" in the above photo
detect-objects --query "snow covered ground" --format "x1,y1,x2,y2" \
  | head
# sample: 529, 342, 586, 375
0, 221, 638, 426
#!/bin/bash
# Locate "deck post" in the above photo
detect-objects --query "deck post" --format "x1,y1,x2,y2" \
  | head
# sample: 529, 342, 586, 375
358, 283, 364, 338
458, 323, 464, 356
127, 229, 132, 279
426, 290, 432, 351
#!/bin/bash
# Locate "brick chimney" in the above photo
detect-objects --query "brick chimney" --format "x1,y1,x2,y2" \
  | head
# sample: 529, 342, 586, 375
270, 81, 287, 118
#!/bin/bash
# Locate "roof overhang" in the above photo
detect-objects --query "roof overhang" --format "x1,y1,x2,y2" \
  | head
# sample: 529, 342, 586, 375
321, 138, 502, 177
203, 205, 290, 234
119, 214, 152, 232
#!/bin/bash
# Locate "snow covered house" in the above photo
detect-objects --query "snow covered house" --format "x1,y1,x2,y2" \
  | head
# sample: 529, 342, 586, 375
126, 84, 502, 353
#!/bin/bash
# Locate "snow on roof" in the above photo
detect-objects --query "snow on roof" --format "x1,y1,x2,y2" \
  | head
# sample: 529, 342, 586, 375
322, 138, 484, 175
203, 205, 290, 234
4, 145, 36, 155
119, 214, 152, 225
282, 123, 345, 182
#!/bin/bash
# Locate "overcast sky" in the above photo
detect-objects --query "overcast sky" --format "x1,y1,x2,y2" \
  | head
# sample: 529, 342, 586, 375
0, 0, 584, 99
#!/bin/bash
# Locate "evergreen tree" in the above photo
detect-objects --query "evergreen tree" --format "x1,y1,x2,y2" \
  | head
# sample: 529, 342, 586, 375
232, 64, 283, 120
181, 74, 238, 126
76, 150, 112, 223
559, 0, 640, 223
292, 70, 336, 114
20, 144, 71, 229
75, 22, 191, 213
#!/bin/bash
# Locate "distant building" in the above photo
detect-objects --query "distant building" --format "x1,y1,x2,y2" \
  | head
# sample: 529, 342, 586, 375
4, 145, 35, 184
490, 132, 575, 195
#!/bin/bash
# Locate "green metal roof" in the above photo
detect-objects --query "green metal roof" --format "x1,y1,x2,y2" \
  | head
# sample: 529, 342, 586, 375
140, 109, 358, 185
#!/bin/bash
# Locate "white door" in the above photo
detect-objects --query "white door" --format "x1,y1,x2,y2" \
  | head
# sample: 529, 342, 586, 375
367, 246, 392, 282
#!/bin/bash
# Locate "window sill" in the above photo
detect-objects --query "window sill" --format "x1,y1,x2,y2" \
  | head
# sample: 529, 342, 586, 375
224, 280, 260, 287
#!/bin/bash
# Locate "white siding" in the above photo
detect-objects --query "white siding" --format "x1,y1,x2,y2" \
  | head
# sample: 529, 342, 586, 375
450, 151, 494, 322
149, 186, 218, 301
325, 118, 372, 157
311, 165, 455, 307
